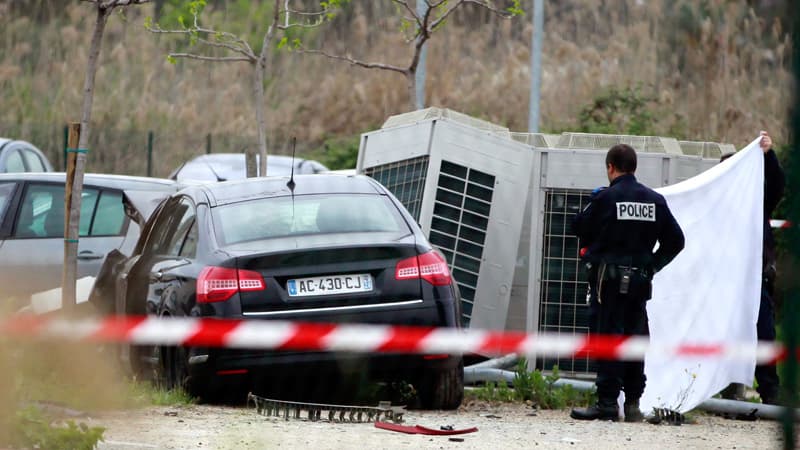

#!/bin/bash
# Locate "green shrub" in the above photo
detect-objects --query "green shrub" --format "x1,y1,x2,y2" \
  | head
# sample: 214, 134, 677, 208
469, 381, 516, 403
578, 85, 658, 136
128, 381, 196, 407
514, 360, 595, 409
9, 406, 105, 450
467, 360, 595, 409
309, 135, 361, 170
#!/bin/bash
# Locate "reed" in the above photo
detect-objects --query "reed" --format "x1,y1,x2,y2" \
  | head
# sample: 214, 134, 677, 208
0, 1, 790, 176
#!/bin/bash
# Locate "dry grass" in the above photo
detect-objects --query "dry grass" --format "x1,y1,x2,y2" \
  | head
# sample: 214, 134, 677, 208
0, 1, 792, 176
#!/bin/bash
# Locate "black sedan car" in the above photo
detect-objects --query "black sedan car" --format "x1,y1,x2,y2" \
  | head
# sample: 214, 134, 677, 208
118, 174, 463, 409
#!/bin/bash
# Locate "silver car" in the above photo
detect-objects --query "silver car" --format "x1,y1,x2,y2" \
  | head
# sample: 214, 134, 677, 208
0, 173, 180, 304
0, 138, 53, 173
169, 154, 328, 182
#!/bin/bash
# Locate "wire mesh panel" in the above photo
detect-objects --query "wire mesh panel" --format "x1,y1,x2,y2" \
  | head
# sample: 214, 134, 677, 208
537, 188, 595, 377
427, 161, 495, 326
364, 156, 430, 221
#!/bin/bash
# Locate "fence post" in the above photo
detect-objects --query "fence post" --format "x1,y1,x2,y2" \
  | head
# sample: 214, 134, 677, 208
62, 125, 68, 171
245, 149, 257, 178
147, 131, 154, 177
206, 133, 212, 154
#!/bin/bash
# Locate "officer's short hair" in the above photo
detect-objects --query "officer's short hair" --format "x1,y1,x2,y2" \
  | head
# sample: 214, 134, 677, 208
606, 144, 637, 173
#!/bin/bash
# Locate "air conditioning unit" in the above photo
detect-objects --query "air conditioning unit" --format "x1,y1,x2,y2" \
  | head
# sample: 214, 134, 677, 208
515, 131, 725, 377
360, 109, 728, 377
358, 108, 533, 330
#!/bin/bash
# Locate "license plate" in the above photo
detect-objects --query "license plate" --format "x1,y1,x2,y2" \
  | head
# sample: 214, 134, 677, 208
287, 274, 373, 297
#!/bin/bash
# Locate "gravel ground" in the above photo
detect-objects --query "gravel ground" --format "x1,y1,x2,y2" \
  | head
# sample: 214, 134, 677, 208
92, 400, 785, 450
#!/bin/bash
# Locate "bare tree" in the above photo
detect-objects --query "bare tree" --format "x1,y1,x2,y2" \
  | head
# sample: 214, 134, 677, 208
62, 0, 151, 311
301, 0, 522, 111
147, 0, 340, 176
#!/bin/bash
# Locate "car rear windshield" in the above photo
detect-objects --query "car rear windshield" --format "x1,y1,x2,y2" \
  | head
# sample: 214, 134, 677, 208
213, 193, 410, 246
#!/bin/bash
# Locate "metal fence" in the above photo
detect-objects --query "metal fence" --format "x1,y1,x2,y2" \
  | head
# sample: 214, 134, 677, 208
0, 123, 320, 178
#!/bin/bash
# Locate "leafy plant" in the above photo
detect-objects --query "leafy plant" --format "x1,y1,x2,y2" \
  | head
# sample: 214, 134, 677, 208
8, 406, 105, 450
308, 134, 361, 170
468, 381, 516, 403
128, 381, 196, 407
515, 361, 595, 409
467, 360, 594, 408
578, 85, 658, 136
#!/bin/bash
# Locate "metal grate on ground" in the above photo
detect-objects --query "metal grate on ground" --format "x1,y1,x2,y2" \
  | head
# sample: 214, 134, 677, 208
364, 156, 429, 221
428, 161, 495, 327
537, 189, 595, 378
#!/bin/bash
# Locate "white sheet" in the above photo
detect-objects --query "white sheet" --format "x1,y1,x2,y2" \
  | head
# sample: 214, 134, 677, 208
640, 137, 764, 414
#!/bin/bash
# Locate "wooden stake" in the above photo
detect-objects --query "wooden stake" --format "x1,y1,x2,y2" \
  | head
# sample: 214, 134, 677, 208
61, 122, 81, 311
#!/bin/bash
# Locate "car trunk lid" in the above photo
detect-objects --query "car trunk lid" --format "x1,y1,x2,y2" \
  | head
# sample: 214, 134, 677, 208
232, 233, 425, 316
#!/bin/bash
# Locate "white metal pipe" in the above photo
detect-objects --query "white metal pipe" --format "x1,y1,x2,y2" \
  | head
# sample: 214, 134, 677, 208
464, 353, 520, 370
463, 369, 799, 421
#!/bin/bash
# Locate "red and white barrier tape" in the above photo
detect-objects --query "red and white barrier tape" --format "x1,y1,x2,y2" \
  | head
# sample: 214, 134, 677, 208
0, 315, 790, 364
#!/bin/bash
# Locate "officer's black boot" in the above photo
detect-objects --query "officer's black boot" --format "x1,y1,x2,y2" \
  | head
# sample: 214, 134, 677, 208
570, 400, 618, 421
623, 399, 644, 423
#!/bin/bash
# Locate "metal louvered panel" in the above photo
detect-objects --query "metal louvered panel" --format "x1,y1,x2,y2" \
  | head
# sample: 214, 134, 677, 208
364, 156, 430, 221
537, 188, 595, 377
428, 161, 495, 326
678, 140, 736, 159
556, 133, 683, 155
381, 107, 510, 134
509, 132, 561, 148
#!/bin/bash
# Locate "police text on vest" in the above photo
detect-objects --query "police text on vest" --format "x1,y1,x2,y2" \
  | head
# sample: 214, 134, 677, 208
616, 202, 656, 222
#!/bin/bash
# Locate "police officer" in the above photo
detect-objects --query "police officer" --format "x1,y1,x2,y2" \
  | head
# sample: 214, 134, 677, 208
570, 144, 685, 422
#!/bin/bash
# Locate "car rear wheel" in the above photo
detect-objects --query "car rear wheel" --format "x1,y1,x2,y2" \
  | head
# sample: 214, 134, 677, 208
416, 359, 464, 410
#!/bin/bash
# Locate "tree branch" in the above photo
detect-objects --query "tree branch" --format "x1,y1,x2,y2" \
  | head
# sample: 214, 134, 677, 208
284, 6, 334, 16
428, 0, 466, 32
148, 22, 256, 59
197, 37, 256, 59
169, 53, 252, 63
426, 0, 512, 33
457, 0, 515, 21
278, 21, 326, 30
299, 48, 408, 75
390, 0, 422, 28
95, 0, 150, 8
427, 0, 450, 9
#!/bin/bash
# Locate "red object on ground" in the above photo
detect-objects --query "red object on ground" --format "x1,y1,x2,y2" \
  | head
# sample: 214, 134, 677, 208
579, 247, 588, 257
374, 422, 478, 435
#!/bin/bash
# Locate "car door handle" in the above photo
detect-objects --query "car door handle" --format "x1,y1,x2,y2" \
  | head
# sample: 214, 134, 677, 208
77, 251, 104, 260
149, 271, 177, 283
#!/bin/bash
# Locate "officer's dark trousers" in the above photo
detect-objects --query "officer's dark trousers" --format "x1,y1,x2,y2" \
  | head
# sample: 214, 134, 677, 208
593, 276, 650, 405
755, 283, 780, 401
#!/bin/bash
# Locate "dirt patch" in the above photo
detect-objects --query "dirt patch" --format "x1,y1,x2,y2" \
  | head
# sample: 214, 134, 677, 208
92, 401, 784, 449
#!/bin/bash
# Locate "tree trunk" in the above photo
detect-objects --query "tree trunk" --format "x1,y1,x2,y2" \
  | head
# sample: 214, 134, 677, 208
254, 0, 281, 177
62, 5, 111, 310
254, 58, 268, 177
406, 70, 417, 112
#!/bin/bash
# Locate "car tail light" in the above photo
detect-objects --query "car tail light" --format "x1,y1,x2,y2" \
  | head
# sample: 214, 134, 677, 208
197, 266, 265, 303
395, 251, 452, 286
